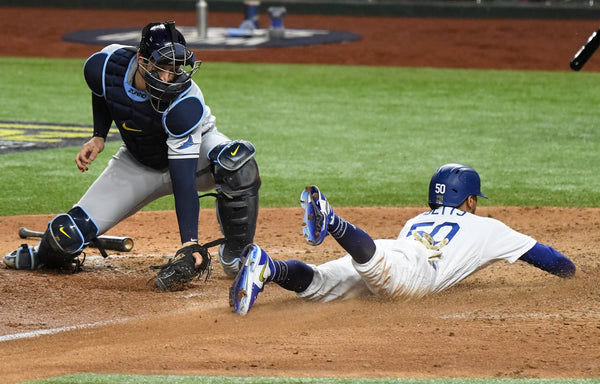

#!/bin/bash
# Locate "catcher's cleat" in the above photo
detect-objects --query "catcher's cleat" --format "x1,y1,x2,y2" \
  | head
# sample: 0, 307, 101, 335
218, 245, 242, 279
229, 244, 271, 315
3, 244, 38, 270
300, 185, 333, 246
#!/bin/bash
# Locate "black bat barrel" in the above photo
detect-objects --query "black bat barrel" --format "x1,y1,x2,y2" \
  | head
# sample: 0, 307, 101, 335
96, 235, 134, 252
570, 29, 600, 71
18, 227, 133, 252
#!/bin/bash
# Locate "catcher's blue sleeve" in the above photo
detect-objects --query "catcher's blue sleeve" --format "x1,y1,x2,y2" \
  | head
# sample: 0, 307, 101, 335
91, 94, 112, 139
519, 242, 575, 277
169, 157, 199, 244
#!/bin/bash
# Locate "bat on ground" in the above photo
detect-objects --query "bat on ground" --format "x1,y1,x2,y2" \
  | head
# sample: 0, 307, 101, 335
18, 227, 134, 252
570, 28, 600, 71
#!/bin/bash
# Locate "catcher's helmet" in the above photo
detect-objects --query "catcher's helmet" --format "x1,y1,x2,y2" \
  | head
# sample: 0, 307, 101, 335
138, 21, 201, 112
428, 163, 487, 209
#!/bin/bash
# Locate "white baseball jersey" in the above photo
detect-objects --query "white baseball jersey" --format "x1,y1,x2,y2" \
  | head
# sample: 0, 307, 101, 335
299, 206, 536, 302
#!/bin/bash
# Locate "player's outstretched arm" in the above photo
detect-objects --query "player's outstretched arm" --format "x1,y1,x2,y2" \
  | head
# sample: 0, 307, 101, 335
519, 243, 576, 278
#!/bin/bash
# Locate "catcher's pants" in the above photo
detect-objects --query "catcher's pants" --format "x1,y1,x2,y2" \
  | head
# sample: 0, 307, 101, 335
298, 238, 437, 302
76, 128, 230, 235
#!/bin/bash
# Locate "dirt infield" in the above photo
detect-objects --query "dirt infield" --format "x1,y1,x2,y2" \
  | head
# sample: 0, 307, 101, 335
1, 7, 600, 383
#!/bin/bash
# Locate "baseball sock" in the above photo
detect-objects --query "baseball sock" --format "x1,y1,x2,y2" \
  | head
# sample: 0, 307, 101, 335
268, 258, 314, 292
328, 214, 376, 264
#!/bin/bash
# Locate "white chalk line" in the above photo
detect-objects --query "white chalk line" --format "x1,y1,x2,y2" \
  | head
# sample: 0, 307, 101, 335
0, 317, 131, 343
0, 298, 226, 343
440, 311, 600, 320
3, 309, 597, 343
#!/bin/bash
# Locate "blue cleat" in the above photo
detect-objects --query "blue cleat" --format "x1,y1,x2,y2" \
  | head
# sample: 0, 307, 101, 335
300, 185, 332, 246
229, 244, 271, 315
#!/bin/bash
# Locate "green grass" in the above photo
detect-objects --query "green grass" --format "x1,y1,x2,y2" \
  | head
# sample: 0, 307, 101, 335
2, 57, 599, 384
21, 374, 600, 384
1, 58, 599, 216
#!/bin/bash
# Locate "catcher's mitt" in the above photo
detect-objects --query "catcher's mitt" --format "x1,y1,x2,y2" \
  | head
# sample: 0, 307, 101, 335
149, 243, 212, 291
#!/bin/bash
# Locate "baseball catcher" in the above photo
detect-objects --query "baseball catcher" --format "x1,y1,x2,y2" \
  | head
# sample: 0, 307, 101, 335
3, 21, 260, 290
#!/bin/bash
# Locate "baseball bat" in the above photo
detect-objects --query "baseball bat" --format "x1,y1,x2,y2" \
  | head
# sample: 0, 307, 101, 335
570, 28, 600, 71
18, 227, 134, 252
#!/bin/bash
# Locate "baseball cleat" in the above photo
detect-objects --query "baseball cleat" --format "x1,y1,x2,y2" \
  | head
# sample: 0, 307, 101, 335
3, 244, 38, 270
229, 244, 271, 315
300, 185, 332, 246
218, 245, 242, 279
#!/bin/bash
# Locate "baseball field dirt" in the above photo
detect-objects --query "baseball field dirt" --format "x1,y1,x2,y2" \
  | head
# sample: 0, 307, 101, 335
1, 7, 599, 383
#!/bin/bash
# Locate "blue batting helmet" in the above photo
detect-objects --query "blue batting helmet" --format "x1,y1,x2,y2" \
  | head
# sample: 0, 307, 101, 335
428, 163, 487, 209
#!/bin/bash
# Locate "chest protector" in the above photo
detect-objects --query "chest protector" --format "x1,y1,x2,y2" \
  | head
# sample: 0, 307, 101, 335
103, 48, 168, 169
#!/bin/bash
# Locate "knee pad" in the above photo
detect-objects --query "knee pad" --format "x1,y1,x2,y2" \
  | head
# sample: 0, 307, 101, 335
210, 140, 261, 198
37, 206, 99, 269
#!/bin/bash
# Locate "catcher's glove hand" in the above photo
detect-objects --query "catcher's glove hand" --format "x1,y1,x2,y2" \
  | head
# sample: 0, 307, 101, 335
148, 244, 212, 292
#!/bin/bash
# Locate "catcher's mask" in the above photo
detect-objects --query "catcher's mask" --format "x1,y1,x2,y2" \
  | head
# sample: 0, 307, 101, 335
138, 21, 201, 113
428, 163, 488, 209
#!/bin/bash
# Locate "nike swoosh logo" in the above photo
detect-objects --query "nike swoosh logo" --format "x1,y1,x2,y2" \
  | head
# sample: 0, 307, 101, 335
59, 227, 71, 239
230, 145, 240, 156
258, 261, 267, 282
122, 122, 142, 132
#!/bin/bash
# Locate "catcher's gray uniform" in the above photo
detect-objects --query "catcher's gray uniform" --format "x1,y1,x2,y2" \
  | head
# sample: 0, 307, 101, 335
4, 25, 260, 282
77, 130, 228, 233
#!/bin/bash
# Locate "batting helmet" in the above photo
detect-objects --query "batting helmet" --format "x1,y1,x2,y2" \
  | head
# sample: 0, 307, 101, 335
138, 21, 201, 112
428, 163, 487, 209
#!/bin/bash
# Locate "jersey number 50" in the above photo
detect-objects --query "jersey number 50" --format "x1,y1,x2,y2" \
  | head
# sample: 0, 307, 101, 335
407, 221, 459, 245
